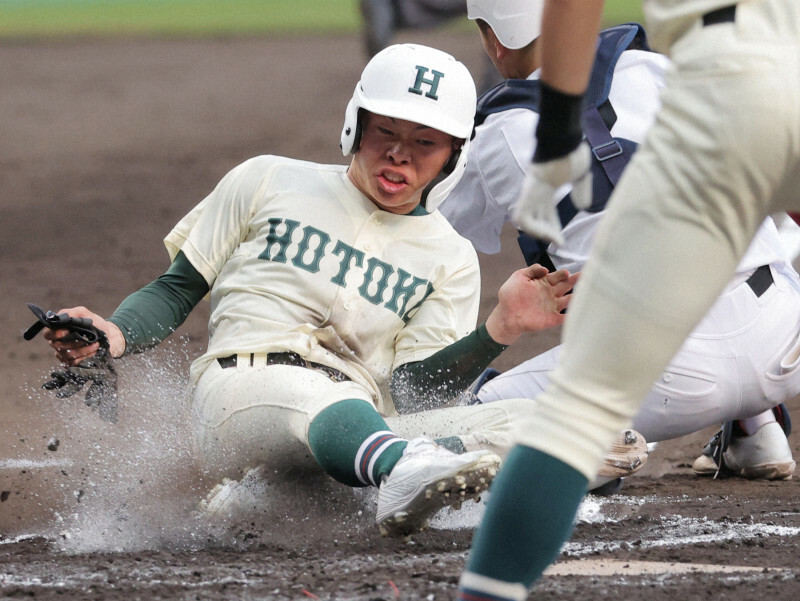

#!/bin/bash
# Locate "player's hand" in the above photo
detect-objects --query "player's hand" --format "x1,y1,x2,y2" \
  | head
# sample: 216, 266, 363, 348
485, 264, 580, 345
42, 306, 126, 365
512, 143, 593, 245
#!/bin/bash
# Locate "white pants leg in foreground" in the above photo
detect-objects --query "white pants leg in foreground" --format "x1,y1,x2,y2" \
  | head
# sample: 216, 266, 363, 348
510, 1, 800, 480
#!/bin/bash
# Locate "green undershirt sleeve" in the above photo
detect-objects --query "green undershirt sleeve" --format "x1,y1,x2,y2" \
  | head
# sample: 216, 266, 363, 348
390, 323, 507, 414
108, 251, 210, 355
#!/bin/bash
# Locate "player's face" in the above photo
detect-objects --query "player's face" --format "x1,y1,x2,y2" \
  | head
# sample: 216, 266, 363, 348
348, 112, 457, 214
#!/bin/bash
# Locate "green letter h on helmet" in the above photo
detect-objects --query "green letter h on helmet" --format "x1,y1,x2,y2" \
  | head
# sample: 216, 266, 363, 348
408, 65, 444, 100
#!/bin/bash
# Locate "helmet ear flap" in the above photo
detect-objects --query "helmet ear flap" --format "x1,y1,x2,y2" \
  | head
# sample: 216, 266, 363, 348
442, 149, 460, 175
442, 135, 468, 174
424, 134, 471, 212
340, 95, 363, 155
342, 122, 363, 153
350, 111, 363, 154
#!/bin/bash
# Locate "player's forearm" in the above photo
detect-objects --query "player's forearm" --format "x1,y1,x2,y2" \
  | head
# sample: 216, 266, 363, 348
109, 289, 189, 355
539, 0, 604, 95
390, 324, 506, 414
108, 251, 209, 354
534, 0, 604, 162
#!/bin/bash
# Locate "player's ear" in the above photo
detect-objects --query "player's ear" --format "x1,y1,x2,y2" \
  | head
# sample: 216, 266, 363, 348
488, 27, 506, 60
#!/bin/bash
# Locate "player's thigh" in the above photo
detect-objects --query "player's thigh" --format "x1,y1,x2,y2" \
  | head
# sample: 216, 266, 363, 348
632, 352, 729, 442
746, 276, 800, 406
711, 272, 800, 411
191, 362, 373, 478
386, 397, 536, 458
665, 5, 800, 219
477, 344, 726, 444
633, 274, 800, 440
475, 346, 561, 403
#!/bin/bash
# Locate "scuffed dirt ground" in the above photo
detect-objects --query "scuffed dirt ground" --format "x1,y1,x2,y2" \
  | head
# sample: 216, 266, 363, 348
1, 32, 799, 600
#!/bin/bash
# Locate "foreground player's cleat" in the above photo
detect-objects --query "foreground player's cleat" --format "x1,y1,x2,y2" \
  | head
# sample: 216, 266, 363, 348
376, 437, 500, 539
693, 421, 795, 480
596, 429, 649, 479
588, 429, 649, 492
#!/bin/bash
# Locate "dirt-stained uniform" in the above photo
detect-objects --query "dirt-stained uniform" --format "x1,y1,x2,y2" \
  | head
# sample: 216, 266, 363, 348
164, 154, 482, 473
49, 44, 549, 539
168, 156, 479, 411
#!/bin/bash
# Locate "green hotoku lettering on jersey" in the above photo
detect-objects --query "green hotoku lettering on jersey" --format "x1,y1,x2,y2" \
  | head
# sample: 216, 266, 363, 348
359, 257, 394, 305
330, 240, 365, 286
259, 217, 301, 263
399, 281, 434, 324
408, 65, 444, 100
292, 225, 331, 273
385, 268, 428, 316
258, 217, 434, 322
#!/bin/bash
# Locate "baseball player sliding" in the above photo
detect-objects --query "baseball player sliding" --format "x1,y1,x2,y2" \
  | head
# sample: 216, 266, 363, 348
440, 0, 798, 484
456, 0, 800, 599
38, 43, 622, 540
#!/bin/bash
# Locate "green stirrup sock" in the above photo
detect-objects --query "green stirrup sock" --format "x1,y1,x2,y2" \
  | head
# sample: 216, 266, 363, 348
465, 445, 588, 588
308, 398, 407, 487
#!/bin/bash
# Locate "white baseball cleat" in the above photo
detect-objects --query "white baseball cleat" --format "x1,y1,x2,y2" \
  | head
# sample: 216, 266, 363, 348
693, 421, 795, 480
376, 437, 500, 539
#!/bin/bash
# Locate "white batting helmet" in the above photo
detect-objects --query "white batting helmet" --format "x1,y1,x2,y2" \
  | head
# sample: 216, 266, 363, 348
467, 0, 544, 49
340, 43, 477, 210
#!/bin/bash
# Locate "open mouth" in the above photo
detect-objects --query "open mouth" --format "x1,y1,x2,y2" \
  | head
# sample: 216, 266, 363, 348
378, 170, 408, 193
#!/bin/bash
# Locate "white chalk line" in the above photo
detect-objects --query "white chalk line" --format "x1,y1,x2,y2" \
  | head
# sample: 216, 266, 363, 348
0, 571, 251, 590
0, 458, 75, 469
545, 558, 774, 576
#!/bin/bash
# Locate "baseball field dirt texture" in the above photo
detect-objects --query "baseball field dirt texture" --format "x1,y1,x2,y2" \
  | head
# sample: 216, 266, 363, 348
1, 29, 799, 601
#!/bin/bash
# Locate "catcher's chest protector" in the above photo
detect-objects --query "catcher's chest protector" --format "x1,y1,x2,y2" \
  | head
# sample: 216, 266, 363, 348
475, 23, 652, 267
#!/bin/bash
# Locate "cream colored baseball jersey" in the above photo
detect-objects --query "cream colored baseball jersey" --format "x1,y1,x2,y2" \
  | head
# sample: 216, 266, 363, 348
164, 155, 480, 416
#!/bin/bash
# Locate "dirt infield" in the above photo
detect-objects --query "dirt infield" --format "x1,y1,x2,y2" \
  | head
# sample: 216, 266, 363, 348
1, 32, 799, 600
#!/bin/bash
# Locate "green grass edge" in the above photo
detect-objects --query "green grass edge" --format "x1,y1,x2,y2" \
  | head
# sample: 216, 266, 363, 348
0, 0, 644, 39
